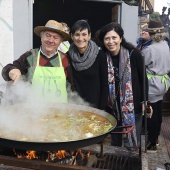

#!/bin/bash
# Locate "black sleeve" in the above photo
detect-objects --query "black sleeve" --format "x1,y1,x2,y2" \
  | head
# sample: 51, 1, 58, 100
131, 48, 148, 104
1, 51, 32, 81
98, 50, 109, 110
65, 52, 76, 92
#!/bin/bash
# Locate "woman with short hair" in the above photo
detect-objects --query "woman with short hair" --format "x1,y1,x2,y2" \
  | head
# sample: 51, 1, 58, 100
68, 20, 108, 110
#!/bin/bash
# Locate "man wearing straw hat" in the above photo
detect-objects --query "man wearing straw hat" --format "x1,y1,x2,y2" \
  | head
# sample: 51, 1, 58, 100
1, 20, 72, 103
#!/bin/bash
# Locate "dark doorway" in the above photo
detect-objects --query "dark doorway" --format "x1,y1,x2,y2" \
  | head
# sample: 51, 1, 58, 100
33, 0, 118, 48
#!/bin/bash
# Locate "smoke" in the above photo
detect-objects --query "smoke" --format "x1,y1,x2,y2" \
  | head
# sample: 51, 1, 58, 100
3, 79, 90, 107
0, 79, 92, 142
0, 104, 45, 141
67, 82, 90, 107
4, 80, 32, 104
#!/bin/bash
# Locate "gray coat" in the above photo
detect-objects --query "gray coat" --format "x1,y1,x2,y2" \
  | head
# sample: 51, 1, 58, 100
142, 40, 170, 102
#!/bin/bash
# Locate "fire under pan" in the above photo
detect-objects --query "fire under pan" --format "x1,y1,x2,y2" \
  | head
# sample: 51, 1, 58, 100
0, 149, 141, 170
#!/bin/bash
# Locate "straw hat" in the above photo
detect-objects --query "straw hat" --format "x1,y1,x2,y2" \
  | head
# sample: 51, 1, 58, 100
143, 20, 166, 34
34, 20, 70, 41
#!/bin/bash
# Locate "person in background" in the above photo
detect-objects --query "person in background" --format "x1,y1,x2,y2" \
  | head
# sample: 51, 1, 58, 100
1, 20, 73, 103
164, 32, 170, 48
136, 24, 152, 51
58, 22, 70, 53
98, 22, 148, 148
68, 20, 108, 110
141, 20, 170, 152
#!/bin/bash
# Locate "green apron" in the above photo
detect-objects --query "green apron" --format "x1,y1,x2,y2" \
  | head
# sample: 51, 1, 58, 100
31, 50, 68, 103
147, 73, 169, 91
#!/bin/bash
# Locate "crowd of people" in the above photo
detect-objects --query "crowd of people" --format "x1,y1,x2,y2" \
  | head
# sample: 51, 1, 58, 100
1, 18, 170, 153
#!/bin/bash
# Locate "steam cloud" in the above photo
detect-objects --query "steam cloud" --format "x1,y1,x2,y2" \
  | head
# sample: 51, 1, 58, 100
0, 79, 91, 142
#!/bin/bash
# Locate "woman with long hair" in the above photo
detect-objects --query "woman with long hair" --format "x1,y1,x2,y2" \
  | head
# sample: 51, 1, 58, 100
98, 22, 148, 148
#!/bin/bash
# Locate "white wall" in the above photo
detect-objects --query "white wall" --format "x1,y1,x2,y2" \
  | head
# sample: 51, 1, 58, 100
0, 0, 32, 92
0, 0, 13, 65
121, 2, 139, 46
13, 0, 33, 60
0, 0, 13, 90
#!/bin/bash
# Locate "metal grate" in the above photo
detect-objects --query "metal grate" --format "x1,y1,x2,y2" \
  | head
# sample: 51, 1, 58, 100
82, 150, 142, 170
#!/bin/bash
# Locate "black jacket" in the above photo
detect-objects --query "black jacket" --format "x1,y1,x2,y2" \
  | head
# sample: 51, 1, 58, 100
67, 50, 109, 110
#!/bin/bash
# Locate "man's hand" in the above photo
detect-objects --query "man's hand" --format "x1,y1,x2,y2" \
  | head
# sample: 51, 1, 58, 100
9, 69, 21, 85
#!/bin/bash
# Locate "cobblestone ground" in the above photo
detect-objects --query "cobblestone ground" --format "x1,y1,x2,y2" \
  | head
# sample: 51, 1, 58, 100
95, 116, 170, 170
147, 132, 170, 170
104, 117, 170, 170
147, 116, 170, 170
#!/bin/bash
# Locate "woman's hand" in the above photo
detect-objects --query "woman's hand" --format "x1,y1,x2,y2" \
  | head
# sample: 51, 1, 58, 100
9, 69, 21, 85
142, 102, 153, 119
147, 105, 153, 119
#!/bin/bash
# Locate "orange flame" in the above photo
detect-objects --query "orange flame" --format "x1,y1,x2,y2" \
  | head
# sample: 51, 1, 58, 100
13, 149, 38, 159
56, 150, 67, 159
26, 150, 38, 159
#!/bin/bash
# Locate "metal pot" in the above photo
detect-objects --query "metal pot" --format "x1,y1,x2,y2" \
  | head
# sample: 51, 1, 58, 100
0, 103, 117, 151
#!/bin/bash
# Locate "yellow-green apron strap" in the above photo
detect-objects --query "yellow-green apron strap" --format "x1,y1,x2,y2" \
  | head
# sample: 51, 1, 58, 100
161, 74, 169, 91
147, 73, 152, 79
58, 52, 62, 66
147, 73, 169, 91
37, 51, 41, 66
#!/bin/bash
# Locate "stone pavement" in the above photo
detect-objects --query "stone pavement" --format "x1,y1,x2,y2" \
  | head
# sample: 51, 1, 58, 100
144, 116, 170, 170
147, 132, 170, 170
102, 120, 170, 170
